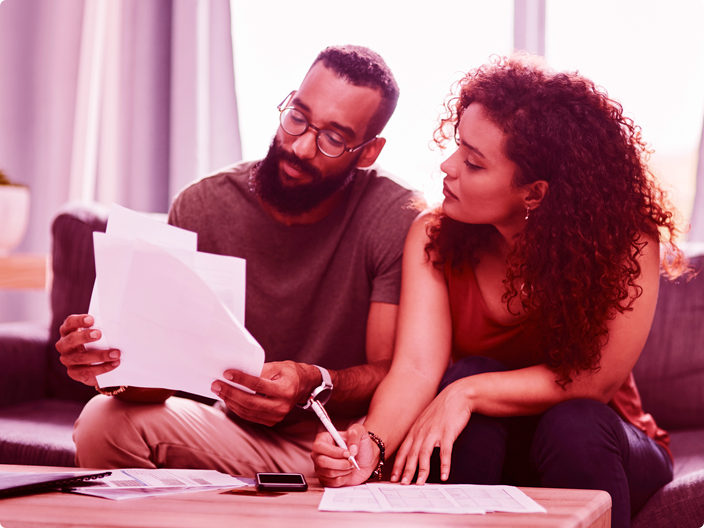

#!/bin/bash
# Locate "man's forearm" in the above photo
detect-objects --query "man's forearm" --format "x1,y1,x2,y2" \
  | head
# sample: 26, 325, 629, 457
326, 359, 392, 416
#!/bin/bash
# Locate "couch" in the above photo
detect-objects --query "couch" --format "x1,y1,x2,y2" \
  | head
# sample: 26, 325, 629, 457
0, 202, 107, 466
631, 246, 704, 528
0, 203, 703, 526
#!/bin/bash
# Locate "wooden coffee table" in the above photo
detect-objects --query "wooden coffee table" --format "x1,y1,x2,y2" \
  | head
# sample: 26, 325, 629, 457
0, 464, 611, 527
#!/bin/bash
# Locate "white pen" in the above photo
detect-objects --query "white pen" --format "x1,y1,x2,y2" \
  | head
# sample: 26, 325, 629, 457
310, 399, 361, 470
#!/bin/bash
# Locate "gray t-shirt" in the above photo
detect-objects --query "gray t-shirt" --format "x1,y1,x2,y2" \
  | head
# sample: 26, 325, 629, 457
168, 160, 418, 372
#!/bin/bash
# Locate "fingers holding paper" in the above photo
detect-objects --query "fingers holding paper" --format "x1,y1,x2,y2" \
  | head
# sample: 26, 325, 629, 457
311, 423, 377, 487
56, 314, 121, 386
211, 361, 315, 427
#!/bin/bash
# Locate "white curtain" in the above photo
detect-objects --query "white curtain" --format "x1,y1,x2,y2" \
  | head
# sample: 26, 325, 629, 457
689, 124, 704, 242
514, 0, 545, 56
69, 0, 241, 210
0, 0, 241, 322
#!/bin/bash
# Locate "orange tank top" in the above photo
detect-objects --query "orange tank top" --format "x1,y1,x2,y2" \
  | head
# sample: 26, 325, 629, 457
445, 262, 672, 460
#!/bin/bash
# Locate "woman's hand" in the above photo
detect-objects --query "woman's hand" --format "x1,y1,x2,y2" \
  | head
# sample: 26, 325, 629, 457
311, 423, 379, 487
391, 379, 473, 485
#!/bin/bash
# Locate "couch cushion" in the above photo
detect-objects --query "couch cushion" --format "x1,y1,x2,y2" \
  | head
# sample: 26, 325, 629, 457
669, 428, 704, 480
47, 202, 109, 401
0, 400, 84, 466
0, 322, 49, 409
633, 254, 704, 430
631, 468, 704, 528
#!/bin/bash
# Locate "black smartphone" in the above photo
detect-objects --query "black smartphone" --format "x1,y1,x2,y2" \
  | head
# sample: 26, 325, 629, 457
255, 472, 308, 492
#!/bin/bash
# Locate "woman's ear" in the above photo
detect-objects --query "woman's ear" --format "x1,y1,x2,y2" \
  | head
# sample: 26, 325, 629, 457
524, 180, 549, 209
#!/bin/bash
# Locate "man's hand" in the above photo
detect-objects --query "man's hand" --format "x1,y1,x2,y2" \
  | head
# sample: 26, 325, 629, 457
56, 314, 120, 386
210, 361, 320, 426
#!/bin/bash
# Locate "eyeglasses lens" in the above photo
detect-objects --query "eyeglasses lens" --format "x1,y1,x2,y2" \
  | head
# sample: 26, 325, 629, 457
280, 108, 346, 158
318, 131, 345, 157
280, 108, 307, 135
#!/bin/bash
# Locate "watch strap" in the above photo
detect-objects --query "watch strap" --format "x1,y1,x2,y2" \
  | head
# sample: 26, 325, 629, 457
298, 365, 333, 410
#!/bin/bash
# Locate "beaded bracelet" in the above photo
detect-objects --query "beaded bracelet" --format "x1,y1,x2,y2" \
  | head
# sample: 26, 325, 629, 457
95, 385, 128, 396
367, 431, 385, 481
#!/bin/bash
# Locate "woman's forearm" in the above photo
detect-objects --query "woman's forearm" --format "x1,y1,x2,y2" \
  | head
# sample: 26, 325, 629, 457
361, 213, 453, 457
453, 361, 628, 419
363, 365, 441, 457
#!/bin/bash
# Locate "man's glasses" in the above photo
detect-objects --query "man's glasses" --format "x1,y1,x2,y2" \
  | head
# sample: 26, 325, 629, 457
277, 91, 377, 158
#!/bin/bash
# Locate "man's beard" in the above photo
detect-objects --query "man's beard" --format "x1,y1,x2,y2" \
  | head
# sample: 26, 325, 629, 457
250, 138, 359, 217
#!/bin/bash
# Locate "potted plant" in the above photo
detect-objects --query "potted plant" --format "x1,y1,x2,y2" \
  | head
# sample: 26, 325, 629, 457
0, 169, 30, 256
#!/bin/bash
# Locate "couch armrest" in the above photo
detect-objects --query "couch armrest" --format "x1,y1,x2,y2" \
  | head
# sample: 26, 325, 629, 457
47, 202, 109, 402
634, 254, 704, 430
0, 321, 50, 409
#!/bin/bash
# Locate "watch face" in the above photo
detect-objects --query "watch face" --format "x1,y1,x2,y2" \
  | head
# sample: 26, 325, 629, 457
312, 385, 333, 405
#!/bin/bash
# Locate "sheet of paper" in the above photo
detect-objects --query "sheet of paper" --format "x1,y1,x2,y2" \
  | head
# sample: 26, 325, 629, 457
367, 483, 484, 514
92, 205, 263, 399
165, 246, 246, 323
65, 469, 251, 500
79, 468, 249, 488
320, 483, 546, 515
106, 204, 197, 249
87, 203, 197, 351
66, 486, 233, 500
318, 485, 383, 512
90, 235, 246, 345
442, 485, 546, 513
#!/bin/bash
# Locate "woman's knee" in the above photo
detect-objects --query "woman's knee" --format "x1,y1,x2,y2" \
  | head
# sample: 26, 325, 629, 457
539, 399, 621, 438
531, 399, 626, 464
439, 356, 507, 392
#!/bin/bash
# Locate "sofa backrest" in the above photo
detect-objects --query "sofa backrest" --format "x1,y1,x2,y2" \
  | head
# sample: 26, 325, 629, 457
47, 202, 109, 401
634, 254, 704, 430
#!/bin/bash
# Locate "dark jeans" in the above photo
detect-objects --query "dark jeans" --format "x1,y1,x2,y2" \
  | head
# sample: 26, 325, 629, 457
427, 356, 673, 528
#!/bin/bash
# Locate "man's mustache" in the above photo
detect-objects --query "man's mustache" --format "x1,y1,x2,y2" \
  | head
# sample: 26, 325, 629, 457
279, 149, 323, 181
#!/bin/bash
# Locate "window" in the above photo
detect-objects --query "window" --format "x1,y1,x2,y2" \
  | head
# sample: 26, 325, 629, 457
546, 0, 704, 221
230, 0, 513, 203
231, 1, 704, 219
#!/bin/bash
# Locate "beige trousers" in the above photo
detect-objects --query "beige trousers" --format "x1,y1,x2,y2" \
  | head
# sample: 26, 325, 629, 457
73, 395, 361, 478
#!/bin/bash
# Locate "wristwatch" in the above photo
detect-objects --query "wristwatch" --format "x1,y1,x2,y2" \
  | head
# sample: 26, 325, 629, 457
298, 365, 333, 410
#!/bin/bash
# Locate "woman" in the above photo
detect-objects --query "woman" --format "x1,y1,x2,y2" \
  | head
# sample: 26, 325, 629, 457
311, 54, 687, 528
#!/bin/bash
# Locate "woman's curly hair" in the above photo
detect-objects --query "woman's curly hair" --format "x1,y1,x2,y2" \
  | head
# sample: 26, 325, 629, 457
427, 54, 688, 385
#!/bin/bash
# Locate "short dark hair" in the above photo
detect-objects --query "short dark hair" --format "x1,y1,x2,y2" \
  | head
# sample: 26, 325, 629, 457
312, 45, 399, 139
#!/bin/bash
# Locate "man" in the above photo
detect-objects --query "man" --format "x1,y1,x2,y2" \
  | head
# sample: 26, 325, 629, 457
56, 45, 419, 477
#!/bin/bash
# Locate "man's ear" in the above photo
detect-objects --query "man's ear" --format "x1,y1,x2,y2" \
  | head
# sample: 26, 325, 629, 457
524, 180, 549, 209
355, 137, 386, 169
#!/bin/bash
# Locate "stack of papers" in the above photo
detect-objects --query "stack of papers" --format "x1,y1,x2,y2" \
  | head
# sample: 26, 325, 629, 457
65, 469, 252, 500
89, 204, 265, 399
319, 483, 547, 514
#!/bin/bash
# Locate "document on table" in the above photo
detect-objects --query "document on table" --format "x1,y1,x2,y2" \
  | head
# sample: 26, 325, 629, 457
317, 485, 383, 512
441, 484, 547, 513
64, 468, 252, 500
318, 483, 546, 514
90, 204, 265, 399
366, 483, 483, 514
